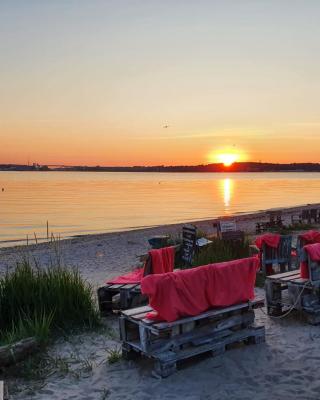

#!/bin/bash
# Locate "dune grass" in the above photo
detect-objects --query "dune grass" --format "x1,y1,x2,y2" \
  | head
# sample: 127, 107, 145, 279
191, 237, 251, 268
269, 222, 315, 234
0, 260, 99, 345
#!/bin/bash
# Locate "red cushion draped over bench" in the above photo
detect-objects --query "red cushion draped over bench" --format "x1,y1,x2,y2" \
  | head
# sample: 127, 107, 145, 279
141, 256, 259, 322
106, 246, 175, 284
300, 242, 320, 279
255, 233, 281, 250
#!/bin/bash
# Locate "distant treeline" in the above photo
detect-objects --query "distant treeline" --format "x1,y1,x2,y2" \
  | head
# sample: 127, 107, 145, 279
2, 162, 320, 172
0, 164, 49, 171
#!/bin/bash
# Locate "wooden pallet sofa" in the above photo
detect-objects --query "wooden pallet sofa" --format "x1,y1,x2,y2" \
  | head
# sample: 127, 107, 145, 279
97, 246, 175, 316
97, 225, 212, 315
254, 233, 294, 276
120, 256, 265, 377
266, 241, 320, 324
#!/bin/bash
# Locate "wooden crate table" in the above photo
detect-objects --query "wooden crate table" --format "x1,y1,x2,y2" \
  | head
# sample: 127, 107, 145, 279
265, 270, 320, 324
97, 284, 148, 316
119, 298, 265, 378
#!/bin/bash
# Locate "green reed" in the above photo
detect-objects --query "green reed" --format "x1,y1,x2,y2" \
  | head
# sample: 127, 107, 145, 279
191, 237, 251, 268
0, 260, 99, 345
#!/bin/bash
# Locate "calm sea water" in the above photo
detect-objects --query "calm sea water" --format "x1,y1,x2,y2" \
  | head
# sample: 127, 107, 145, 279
1, 171, 320, 246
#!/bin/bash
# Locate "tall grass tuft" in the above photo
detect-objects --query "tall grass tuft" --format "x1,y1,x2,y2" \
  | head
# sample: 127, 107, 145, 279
0, 260, 99, 345
191, 237, 251, 268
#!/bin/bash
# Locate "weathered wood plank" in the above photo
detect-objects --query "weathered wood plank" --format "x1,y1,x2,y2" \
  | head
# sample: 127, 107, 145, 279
151, 298, 264, 330
122, 305, 153, 317
107, 284, 126, 290
0, 337, 39, 367
145, 312, 255, 354
122, 284, 139, 290
131, 312, 152, 321
268, 270, 300, 280
278, 273, 301, 282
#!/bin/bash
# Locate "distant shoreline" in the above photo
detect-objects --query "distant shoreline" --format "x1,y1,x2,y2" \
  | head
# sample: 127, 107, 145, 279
2, 162, 320, 173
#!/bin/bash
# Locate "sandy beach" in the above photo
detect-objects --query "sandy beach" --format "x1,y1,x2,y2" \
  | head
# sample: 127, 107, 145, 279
2, 203, 320, 400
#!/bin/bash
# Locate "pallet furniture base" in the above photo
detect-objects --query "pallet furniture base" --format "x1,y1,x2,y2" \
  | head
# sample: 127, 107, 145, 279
265, 270, 320, 324
120, 298, 265, 377
97, 283, 148, 316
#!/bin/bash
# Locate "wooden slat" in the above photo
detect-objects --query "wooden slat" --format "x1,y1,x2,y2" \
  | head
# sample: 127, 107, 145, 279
131, 312, 151, 320
120, 284, 138, 290
151, 298, 264, 331
107, 284, 126, 290
278, 273, 301, 282
268, 270, 300, 280
122, 305, 153, 317
155, 326, 265, 363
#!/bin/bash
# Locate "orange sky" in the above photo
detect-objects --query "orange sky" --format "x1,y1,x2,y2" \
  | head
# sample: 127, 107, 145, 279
1, 1, 320, 166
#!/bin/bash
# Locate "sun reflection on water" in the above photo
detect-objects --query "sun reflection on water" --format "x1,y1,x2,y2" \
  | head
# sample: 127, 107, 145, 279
222, 178, 233, 210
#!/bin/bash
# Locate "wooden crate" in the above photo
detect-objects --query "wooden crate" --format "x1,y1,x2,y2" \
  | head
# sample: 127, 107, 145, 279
119, 299, 265, 378
265, 270, 320, 324
97, 284, 148, 316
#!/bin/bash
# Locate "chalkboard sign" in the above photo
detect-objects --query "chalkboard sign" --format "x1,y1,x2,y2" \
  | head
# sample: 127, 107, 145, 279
181, 225, 197, 265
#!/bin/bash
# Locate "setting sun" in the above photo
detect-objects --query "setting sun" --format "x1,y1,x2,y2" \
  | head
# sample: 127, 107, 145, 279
208, 148, 247, 167
218, 153, 238, 167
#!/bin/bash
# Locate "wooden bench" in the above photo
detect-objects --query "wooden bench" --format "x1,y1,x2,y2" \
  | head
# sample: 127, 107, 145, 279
98, 225, 212, 316
120, 298, 265, 377
265, 269, 320, 324
256, 210, 284, 233
98, 249, 178, 316
97, 283, 148, 316
260, 235, 294, 276
295, 208, 320, 224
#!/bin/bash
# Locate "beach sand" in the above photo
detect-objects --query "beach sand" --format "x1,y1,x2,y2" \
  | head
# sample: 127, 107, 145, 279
1, 204, 320, 400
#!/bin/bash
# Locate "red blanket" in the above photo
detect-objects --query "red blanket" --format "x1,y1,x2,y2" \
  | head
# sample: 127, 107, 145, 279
255, 233, 280, 249
300, 243, 320, 279
141, 257, 259, 322
107, 268, 144, 284
149, 246, 175, 274
106, 246, 175, 284
299, 230, 320, 244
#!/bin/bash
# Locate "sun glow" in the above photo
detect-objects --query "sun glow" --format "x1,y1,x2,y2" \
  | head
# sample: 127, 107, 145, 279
217, 153, 238, 167
208, 148, 247, 167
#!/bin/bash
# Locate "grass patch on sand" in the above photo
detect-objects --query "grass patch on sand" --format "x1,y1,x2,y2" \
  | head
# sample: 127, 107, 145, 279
0, 260, 100, 346
106, 346, 122, 364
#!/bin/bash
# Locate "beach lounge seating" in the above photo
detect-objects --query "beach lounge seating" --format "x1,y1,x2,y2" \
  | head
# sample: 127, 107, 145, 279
97, 246, 175, 316
295, 230, 320, 267
256, 234, 293, 275
120, 257, 265, 377
298, 208, 319, 224
265, 242, 320, 324
310, 209, 320, 223
256, 211, 284, 233
214, 219, 245, 241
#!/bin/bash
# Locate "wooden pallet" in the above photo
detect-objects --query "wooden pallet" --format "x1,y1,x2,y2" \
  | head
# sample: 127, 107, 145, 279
97, 284, 148, 316
119, 298, 265, 378
265, 270, 320, 324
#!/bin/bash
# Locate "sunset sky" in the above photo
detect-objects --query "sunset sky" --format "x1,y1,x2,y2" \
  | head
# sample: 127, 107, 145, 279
1, 1, 320, 166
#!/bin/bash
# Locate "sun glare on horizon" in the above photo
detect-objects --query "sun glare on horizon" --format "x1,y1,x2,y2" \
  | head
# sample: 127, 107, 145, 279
218, 153, 238, 167
208, 148, 247, 167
